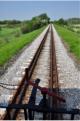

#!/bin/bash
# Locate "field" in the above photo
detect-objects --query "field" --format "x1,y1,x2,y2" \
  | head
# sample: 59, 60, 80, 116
54, 24, 80, 60
0, 26, 21, 48
66, 24, 80, 34
0, 26, 45, 66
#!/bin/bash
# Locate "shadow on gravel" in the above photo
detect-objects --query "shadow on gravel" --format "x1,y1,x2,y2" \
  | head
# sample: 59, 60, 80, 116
59, 88, 80, 120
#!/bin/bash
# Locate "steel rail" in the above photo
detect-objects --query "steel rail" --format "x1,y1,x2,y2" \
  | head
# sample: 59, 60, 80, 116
0, 24, 79, 120
3, 26, 50, 120
46, 24, 59, 119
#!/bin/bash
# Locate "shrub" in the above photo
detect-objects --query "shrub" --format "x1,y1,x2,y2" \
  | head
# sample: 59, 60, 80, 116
21, 13, 50, 34
5, 38, 9, 43
15, 31, 20, 37
77, 30, 80, 34
21, 25, 29, 34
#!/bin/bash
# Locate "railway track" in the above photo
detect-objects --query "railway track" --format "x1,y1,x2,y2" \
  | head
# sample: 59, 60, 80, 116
1, 24, 79, 120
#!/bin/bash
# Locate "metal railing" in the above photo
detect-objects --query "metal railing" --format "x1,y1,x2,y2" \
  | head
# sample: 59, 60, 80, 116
0, 79, 80, 120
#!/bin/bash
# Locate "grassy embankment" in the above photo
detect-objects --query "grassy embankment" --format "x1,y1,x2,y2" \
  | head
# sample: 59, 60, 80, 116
54, 24, 80, 61
0, 26, 45, 66
0, 27, 20, 48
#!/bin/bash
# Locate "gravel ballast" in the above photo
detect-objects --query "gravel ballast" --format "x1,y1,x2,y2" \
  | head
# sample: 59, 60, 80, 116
0, 24, 80, 119
0, 26, 49, 117
52, 25, 80, 119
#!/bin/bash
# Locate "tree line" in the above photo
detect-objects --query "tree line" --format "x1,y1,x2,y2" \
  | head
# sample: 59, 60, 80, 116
21, 13, 50, 34
54, 18, 80, 25
0, 13, 50, 34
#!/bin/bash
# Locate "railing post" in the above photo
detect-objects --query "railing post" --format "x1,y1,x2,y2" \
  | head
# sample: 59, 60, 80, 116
28, 109, 33, 120
6, 108, 11, 120
28, 79, 40, 120
24, 109, 27, 120
41, 90, 47, 120
71, 114, 75, 120
43, 93, 47, 120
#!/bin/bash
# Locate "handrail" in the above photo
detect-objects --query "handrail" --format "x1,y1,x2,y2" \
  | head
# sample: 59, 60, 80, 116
0, 103, 80, 115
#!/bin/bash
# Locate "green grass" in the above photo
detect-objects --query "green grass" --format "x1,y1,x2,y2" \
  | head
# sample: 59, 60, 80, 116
66, 24, 80, 34
0, 27, 21, 48
0, 26, 45, 66
0, 27, 20, 37
54, 24, 80, 60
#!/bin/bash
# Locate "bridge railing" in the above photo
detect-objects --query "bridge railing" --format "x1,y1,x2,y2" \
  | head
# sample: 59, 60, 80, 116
0, 101, 80, 120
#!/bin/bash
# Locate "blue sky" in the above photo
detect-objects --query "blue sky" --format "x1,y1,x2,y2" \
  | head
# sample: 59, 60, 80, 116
0, 1, 79, 20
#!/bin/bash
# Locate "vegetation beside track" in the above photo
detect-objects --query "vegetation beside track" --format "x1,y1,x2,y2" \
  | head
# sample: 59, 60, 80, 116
54, 18, 80, 34
54, 24, 80, 60
0, 26, 45, 66
0, 13, 50, 66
